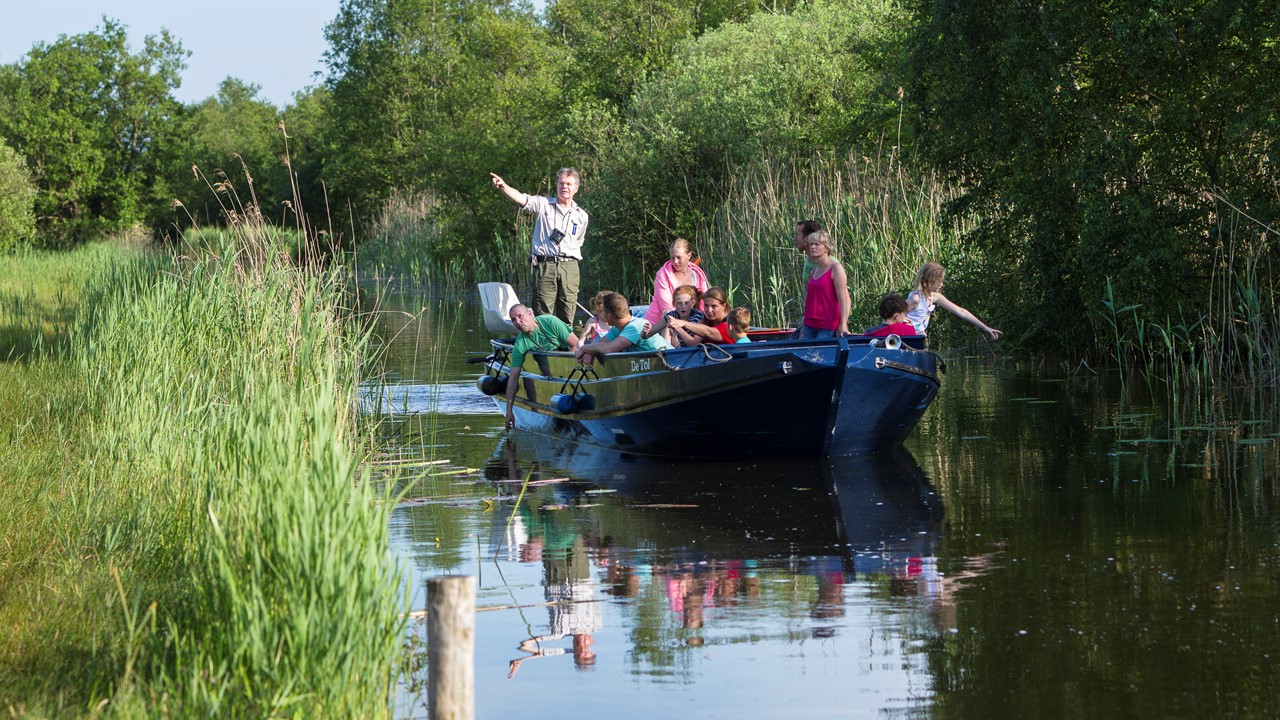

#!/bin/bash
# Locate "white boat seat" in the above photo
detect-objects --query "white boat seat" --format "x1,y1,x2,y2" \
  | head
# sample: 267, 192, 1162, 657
478, 282, 520, 335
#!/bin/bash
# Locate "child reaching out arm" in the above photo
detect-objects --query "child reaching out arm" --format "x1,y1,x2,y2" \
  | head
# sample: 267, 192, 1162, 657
905, 262, 1001, 340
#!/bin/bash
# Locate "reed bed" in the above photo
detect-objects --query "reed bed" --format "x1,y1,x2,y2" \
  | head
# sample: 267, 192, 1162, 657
695, 152, 971, 330
1, 221, 405, 714
355, 189, 522, 290
1097, 211, 1280, 423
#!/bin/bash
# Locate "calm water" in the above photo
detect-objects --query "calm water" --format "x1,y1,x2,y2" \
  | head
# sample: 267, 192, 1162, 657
369, 290, 1280, 720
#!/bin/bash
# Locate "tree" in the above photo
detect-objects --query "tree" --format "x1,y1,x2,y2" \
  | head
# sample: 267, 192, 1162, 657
167, 78, 287, 227
0, 19, 186, 245
908, 0, 1280, 348
281, 85, 338, 236
323, 0, 570, 250
585, 0, 910, 260
545, 0, 802, 109
0, 138, 37, 251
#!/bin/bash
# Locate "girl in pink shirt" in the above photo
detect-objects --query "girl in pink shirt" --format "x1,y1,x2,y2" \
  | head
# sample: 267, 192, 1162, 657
643, 237, 710, 325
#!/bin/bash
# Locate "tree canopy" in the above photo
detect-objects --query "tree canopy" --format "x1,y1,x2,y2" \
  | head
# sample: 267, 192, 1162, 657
0, 19, 185, 245
908, 0, 1280, 344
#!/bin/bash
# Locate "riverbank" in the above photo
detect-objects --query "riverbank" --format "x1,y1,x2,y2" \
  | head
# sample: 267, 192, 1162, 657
0, 237, 404, 716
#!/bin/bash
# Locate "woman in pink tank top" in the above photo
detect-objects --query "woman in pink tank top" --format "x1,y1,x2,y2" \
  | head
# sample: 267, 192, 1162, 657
798, 229, 851, 340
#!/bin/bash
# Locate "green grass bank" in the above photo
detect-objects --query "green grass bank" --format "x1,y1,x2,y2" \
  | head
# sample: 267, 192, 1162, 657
1, 236, 405, 717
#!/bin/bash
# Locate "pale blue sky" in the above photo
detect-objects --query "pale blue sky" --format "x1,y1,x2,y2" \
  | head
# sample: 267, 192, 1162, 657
1, 0, 341, 107
3, 1, 550, 108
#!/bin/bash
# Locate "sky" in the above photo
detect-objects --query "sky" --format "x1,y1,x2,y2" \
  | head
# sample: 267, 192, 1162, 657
0, 0, 342, 107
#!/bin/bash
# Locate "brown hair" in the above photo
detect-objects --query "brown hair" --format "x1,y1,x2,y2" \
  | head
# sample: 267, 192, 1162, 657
878, 293, 908, 319
797, 219, 823, 237
701, 286, 729, 308
601, 292, 631, 321
727, 306, 752, 332
589, 289, 613, 313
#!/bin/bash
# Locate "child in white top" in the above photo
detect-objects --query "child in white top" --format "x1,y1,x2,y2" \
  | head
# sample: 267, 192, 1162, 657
905, 262, 1001, 340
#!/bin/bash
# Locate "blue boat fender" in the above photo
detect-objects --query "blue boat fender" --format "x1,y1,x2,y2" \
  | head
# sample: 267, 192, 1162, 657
550, 393, 578, 413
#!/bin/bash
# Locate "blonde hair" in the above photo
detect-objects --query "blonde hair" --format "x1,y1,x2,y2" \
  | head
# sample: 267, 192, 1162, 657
913, 262, 945, 291
727, 306, 752, 333
806, 229, 836, 254
670, 237, 693, 256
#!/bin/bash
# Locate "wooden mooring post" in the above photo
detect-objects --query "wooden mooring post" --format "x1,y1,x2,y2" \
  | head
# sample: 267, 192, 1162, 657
428, 575, 476, 720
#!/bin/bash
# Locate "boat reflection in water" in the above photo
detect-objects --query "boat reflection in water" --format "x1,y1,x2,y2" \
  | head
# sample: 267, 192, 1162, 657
483, 432, 964, 678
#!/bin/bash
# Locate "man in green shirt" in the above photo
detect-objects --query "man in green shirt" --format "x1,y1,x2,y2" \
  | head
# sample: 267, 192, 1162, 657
504, 304, 579, 429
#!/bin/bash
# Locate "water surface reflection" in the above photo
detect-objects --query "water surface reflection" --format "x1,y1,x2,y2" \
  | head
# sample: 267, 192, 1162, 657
394, 434, 981, 717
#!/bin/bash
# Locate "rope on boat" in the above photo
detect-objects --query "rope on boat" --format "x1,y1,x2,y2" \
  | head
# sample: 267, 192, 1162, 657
657, 342, 734, 371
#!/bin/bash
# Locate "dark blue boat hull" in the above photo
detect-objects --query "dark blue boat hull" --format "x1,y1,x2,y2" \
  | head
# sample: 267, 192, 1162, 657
481, 336, 940, 459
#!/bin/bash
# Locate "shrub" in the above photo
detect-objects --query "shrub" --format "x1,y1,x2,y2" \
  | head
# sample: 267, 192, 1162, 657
0, 139, 36, 251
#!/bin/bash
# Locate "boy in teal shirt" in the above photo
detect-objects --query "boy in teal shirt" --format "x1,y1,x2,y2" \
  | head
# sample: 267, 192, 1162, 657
575, 292, 672, 367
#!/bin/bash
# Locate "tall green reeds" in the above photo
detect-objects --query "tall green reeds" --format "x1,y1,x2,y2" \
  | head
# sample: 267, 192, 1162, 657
358, 152, 972, 335
696, 152, 968, 329
0, 218, 405, 714
355, 189, 524, 290
1097, 206, 1280, 422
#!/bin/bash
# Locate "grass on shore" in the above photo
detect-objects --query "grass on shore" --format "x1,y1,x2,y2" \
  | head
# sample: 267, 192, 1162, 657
0, 230, 405, 716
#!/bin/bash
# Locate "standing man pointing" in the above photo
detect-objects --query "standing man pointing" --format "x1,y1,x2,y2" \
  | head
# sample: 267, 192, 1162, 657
490, 168, 588, 325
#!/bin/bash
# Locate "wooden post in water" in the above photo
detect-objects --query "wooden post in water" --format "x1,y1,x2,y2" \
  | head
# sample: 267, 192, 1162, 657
428, 575, 476, 720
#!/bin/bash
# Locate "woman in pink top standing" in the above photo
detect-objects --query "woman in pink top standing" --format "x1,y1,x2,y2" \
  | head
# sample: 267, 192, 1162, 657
798, 229, 851, 339
643, 237, 710, 325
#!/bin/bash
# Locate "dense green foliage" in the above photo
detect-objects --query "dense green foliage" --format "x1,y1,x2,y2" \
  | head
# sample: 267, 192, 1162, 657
585, 0, 909, 268
547, 0, 802, 108
167, 78, 289, 225
0, 20, 185, 245
0, 138, 36, 250
323, 0, 572, 253
908, 0, 1280, 348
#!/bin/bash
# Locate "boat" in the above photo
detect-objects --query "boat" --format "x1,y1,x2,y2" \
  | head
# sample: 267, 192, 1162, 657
476, 336, 939, 459
473, 282, 941, 458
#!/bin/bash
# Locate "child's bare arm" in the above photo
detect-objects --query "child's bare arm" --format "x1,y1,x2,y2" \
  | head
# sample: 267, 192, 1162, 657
935, 294, 1001, 340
